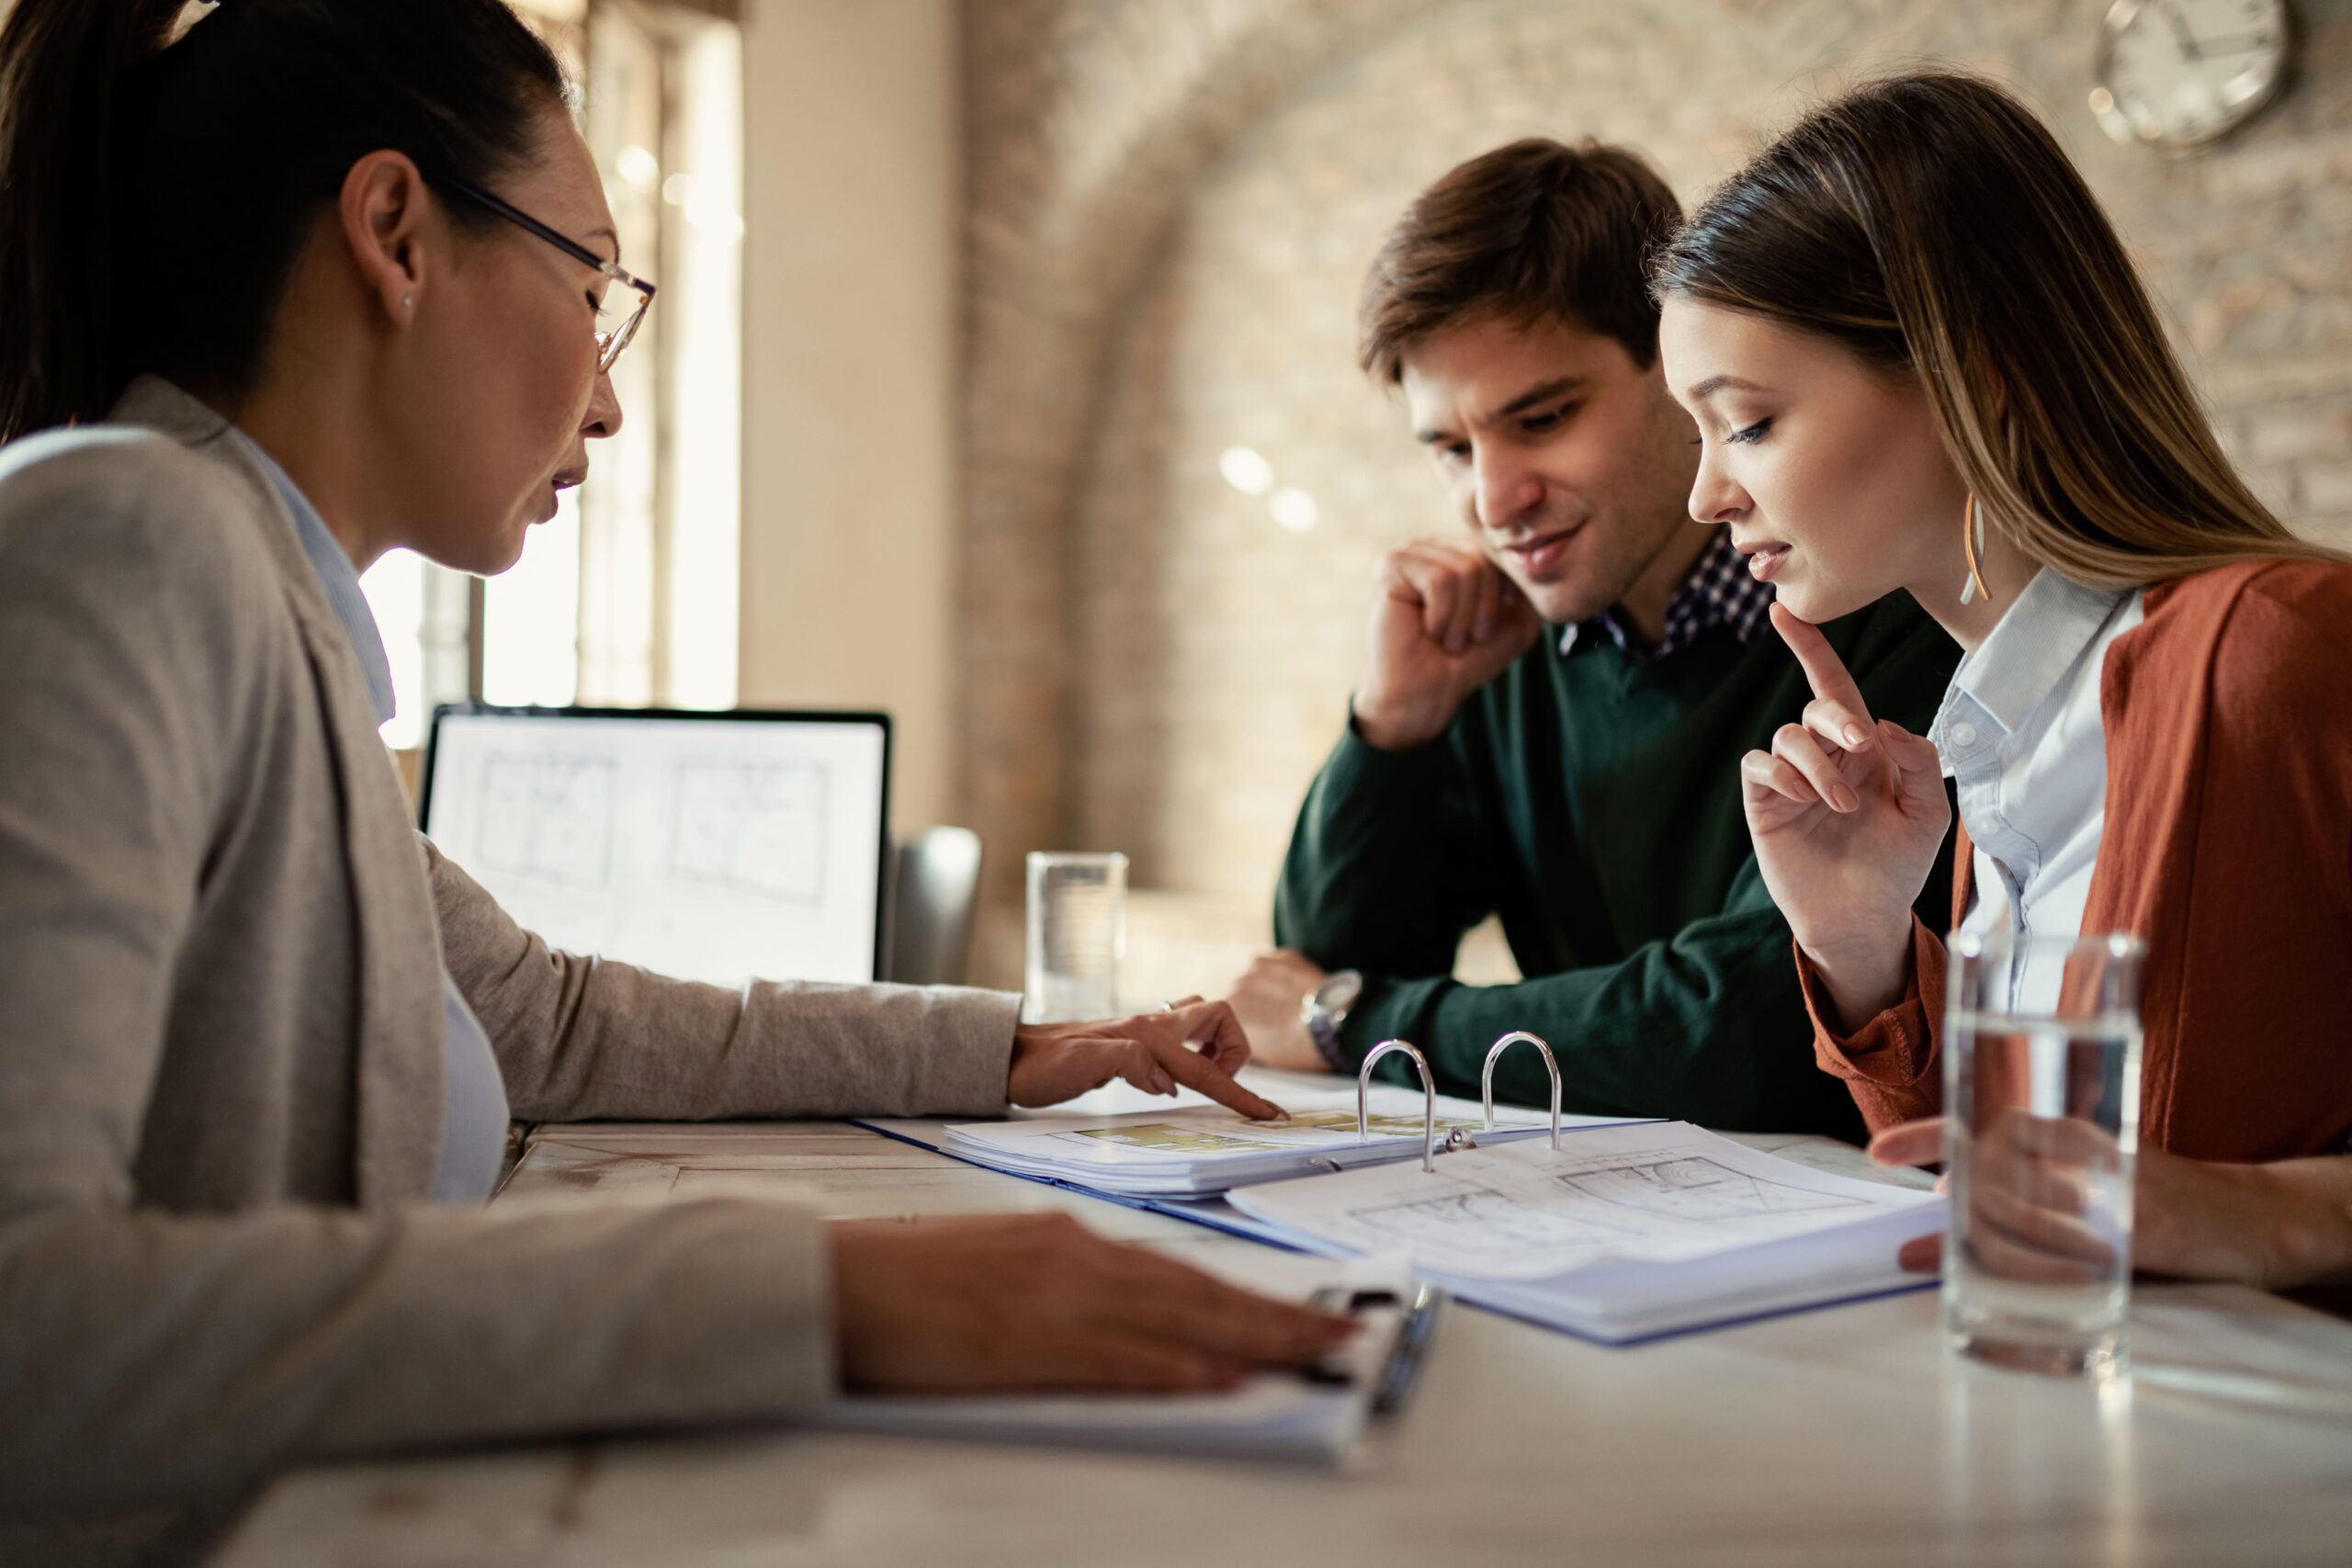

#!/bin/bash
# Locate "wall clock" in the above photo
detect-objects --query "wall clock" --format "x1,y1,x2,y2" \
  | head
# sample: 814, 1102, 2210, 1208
2089, 0, 2294, 149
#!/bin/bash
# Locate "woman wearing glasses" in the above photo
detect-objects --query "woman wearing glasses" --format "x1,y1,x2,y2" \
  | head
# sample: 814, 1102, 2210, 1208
0, 2, 1348, 1559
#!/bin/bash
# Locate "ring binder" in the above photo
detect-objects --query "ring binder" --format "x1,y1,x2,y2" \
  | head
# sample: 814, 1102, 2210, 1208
1481, 1031, 1562, 1151
1356, 1039, 1437, 1173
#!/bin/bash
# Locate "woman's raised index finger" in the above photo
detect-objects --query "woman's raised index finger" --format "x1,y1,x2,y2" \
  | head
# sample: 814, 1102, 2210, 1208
1770, 603, 1873, 725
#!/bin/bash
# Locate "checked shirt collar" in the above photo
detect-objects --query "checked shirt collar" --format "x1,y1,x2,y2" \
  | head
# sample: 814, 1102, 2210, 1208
1557, 529, 1772, 664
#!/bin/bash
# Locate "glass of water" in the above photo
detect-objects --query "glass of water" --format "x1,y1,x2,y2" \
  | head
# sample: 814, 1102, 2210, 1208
1942, 929, 2146, 1381
1023, 852, 1126, 1022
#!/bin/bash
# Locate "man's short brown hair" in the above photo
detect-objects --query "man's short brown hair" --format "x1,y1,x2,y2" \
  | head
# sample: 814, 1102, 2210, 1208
1359, 138, 1682, 383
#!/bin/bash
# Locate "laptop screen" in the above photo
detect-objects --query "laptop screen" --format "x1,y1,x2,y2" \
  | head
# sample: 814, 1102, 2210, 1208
420, 705, 891, 987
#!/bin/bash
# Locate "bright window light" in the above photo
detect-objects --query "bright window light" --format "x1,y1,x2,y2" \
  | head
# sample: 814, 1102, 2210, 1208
482, 489, 583, 707
358, 550, 427, 747
615, 144, 661, 188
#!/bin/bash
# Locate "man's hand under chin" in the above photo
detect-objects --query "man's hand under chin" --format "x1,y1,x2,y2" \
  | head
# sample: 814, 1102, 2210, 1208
1226, 951, 1330, 1073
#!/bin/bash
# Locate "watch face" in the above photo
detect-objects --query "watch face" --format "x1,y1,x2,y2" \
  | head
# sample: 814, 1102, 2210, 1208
1315, 969, 1365, 1018
2091, 0, 2291, 149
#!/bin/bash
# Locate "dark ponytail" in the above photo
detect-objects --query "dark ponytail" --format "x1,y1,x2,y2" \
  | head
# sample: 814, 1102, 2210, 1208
0, 0, 566, 444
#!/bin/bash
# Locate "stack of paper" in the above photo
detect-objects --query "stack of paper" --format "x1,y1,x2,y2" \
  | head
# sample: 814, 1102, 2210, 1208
806, 1253, 1432, 1462
1228, 1122, 1942, 1344
922, 1088, 1653, 1198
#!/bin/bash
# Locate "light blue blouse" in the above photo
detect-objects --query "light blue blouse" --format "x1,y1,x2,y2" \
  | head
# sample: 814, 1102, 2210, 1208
1929, 567, 2144, 1015
232, 430, 509, 1201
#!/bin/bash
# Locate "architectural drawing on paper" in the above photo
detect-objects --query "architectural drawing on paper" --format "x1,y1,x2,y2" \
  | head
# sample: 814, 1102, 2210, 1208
1070, 1124, 1290, 1155
1059, 1110, 1487, 1156
1347, 1154, 1870, 1261
476, 755, 619, 888
1350, 1187, 1644, 1258
669, 758, 831, 904
1555, 1156, 1865, 1223
1283, 1110, 1485, 1140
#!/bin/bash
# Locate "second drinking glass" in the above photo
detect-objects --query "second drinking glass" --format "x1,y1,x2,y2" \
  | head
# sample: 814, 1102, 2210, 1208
1942, 928, 2146, 1381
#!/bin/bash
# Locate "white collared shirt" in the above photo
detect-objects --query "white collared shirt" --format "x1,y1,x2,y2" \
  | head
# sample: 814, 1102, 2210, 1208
1930, 568, 2143, 1013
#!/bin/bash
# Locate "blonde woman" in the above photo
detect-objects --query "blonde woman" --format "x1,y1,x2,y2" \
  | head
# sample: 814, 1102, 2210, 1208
1648, 72, 2352, 1289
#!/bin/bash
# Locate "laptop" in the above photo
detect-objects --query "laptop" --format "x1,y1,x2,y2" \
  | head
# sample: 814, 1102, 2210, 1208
420, 703, 892, 987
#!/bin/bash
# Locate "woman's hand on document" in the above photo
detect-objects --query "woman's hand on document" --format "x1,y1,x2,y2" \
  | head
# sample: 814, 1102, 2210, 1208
831, 1212, 1358, 1393
1009, 998, 1290, 1120
1742, 604, 1951, 1027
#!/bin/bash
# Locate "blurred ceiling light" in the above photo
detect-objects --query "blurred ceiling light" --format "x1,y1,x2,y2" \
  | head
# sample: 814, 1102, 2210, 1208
1269, 487, 1319, 534
1219, 445, 1275, 496
662, 172, 698, 209
615, 145, 661, 189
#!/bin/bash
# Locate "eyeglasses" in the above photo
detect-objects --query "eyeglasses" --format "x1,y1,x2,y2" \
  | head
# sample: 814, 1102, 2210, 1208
435, 175, 658, 375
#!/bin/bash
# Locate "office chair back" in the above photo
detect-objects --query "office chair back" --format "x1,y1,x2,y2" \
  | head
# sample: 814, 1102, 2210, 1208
885, 826, 983, 987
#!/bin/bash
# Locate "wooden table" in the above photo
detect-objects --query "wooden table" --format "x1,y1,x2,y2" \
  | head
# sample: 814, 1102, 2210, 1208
210, 1083, 2352, 1567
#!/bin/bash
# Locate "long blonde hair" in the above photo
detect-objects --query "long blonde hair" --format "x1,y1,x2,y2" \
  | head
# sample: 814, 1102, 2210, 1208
1650, 71, 2342, 589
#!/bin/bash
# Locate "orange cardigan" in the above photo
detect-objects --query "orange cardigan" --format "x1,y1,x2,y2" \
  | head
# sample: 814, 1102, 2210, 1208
1798, 559, 2352, 1162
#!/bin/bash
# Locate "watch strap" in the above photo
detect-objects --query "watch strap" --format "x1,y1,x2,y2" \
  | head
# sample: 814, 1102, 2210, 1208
1303, 992, 1351, 1071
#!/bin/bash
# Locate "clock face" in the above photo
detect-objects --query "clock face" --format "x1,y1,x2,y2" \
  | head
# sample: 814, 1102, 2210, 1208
2091, 0, 2293, 148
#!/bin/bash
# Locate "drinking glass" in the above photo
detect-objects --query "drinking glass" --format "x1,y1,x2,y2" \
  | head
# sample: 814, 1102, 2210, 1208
1023, 852, 1126, 1022
1942, 929, 2145, 1381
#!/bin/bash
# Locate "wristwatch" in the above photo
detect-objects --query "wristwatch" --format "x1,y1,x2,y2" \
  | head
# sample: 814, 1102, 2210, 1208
1300, 969, 1365, 1070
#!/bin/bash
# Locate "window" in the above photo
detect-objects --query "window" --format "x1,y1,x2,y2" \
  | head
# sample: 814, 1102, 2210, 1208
361, 0, 743, 747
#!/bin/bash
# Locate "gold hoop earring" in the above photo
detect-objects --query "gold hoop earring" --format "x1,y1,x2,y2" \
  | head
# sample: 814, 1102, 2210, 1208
1960, 492, 1990, 605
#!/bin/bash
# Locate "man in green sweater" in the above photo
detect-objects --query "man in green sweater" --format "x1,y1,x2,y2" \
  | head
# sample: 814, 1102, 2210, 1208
1227, 138, 1957, 1137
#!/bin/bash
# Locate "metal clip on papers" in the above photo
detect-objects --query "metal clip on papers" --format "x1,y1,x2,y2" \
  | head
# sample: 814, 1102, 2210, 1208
1482, 1030, 1562, 1152
1356, 1039, 1438, 1174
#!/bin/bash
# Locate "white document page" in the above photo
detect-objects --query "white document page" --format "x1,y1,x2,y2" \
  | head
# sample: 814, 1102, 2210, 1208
1231, 1122, 1939, 1282
947, 1089, 1577, 1169
932, 1089, 1665, 1197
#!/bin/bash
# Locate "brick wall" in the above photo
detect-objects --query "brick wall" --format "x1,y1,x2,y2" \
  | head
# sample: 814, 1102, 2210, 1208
960, 0, 2352, 988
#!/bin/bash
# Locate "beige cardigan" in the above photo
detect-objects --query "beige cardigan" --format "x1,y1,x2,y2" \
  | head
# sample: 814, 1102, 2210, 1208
0, 381, 1021, 1558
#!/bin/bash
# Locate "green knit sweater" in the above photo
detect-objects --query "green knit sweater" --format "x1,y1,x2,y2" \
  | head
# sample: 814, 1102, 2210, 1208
1274, 594, 1959, 1138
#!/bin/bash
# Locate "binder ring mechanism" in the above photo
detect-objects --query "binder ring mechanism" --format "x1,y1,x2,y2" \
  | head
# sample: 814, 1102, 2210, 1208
1357, 1032, 1564, 1174
1356, 1040, 1438, 1173
1482, 1031, 1562, 1152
